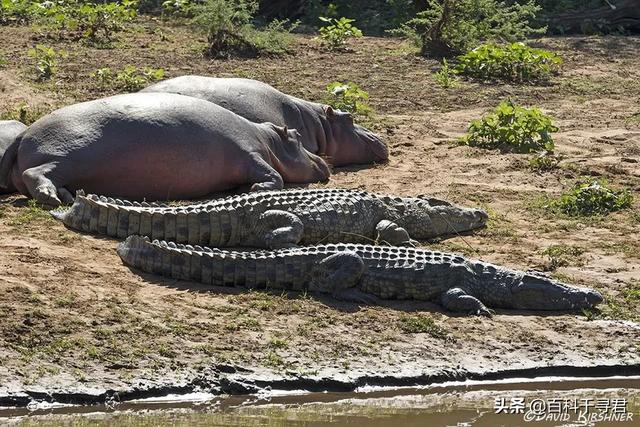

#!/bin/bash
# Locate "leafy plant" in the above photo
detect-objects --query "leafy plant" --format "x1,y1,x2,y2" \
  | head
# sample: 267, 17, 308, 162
161, 0, 193, 16
92, 66, 164, 91
456, 42, 562, 82
325, 81, 372, 117
434, 58, 458, 88
529, 151, 560, 172
461, 100, 558, 153
0, 0, 36, 25
191, 0, 295, 58
398, 314, 448, 339
0, 103, 49, 125
27, 45, 66, 81
392, 0, 545, 57
547, 179, 633, 217
318, 16, 363, 50
0, 52, 7, 69
542, 244, 584, 270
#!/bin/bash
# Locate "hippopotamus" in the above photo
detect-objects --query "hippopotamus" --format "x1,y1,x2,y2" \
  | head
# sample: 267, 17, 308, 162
0, 93, 330, 207
141, 76, 388, 167
0, 120, 27, 194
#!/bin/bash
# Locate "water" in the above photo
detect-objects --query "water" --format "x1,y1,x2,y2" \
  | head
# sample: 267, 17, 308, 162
2, 376, 639, 426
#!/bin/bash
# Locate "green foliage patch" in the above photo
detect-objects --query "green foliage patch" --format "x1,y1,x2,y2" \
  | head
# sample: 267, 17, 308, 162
547, 179, 633, 217
392, 0, 545, 57
324, 82, 372, 117
92, 66, 165, 92
461, 100, 558, 153
28, 44, 66, 81
0, 103, 49, 125
318, 16, 363, 50
191, 0, 296, 58
456, 42, 562, 82
434, 58, 458, 88
398, 314, 448, 339
3, 1, 137, 45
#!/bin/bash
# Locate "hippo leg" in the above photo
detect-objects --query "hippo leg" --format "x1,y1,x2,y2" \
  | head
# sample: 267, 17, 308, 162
247, 154, 284, 191
441, 288, 492, 317
21, 164, 71, 207
375, 220, 418, 247
257, 210, 304, 249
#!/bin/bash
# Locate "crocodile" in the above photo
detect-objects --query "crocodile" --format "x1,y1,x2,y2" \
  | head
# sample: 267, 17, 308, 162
117, 236, 604, 315
52, 188, 489, 248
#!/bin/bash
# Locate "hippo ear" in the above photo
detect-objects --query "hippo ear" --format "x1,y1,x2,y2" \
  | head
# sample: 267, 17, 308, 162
274, 125, 288, 140
325, 106, 336, 120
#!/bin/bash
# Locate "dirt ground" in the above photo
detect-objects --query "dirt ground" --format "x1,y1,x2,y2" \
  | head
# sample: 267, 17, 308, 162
0, 19, 639, 398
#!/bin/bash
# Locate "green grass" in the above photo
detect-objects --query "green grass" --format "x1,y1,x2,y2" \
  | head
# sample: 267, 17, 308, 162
398, 314, 448, 339
546, 179, 633, 217
8, 200, 52, 226
542, 244, 584, 270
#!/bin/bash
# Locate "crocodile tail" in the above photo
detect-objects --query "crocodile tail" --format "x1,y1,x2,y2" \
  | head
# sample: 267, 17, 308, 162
0, 136, 21, 190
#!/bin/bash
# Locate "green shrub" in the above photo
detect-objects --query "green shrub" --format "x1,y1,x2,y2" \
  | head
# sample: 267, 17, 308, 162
547, 179, 633, 217
318, 16, 363, 50
325, 82, 372, 117
161, 0, 193, 16
461, 100, 557, 153
0, 103, 50, 125
529, 151, 560, 172
455, 42, 562, 82
0, 0, 36, 25
28, 45, 66, 81
0, 52, 7, 69
398, 314, 448, 338
434, 59, 458, 88
191, 0, 295, 58
392, 0, 545, 57
92, 66, 165, 91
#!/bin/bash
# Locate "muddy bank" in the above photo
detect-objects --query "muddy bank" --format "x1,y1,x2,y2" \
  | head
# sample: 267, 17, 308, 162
2, 362, 640, 408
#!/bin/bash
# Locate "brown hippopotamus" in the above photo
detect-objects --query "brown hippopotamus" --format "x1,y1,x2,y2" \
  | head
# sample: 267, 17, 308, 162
0, 120, 27, 194
141, 76, 388, 167
0, 93, 330, 207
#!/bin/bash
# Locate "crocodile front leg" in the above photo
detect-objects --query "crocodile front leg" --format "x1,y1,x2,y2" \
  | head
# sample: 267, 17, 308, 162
254, 210, 304, 249
441, 288, 492, 317
308, 251, 376, 304
375, 220, 418, 247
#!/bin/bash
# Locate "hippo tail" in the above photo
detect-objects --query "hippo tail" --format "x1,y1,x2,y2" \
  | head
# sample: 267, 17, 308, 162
0, 136, 21, 190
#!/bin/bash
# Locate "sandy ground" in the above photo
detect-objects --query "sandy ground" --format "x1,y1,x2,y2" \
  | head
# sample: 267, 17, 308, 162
0, 20, 639, 399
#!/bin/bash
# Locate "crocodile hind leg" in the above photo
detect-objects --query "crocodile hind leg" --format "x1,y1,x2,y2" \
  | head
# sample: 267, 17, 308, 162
254, 210, 305, 249
375, 220, 419, 247
21, 164, 74, 207
309, 251, 377, 304
441, 288, 492, 316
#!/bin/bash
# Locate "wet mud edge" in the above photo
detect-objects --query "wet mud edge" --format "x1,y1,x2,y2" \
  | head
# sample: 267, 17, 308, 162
2, 363, 640, 408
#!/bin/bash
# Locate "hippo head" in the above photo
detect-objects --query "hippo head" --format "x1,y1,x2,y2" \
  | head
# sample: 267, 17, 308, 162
323, 107, 388, 167
269, 124, 331, 184
506, 273, 603, 311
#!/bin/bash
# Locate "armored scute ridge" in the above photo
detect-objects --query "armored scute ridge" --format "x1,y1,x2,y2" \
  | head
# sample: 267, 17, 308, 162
51, 188, 489, 249
118, 235, 603, 315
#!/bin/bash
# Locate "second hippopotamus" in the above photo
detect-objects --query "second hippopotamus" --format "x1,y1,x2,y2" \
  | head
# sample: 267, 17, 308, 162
0, 93, 330, 206
0, 120, 27, 194
141, 76, 388, 166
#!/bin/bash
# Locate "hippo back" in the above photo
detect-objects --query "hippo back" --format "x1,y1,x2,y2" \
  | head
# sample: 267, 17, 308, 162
141, 76, 324, 154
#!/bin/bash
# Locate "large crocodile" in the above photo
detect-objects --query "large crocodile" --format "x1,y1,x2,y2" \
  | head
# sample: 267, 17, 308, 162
117, 236, 603, 315
52, 188, 488, 248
